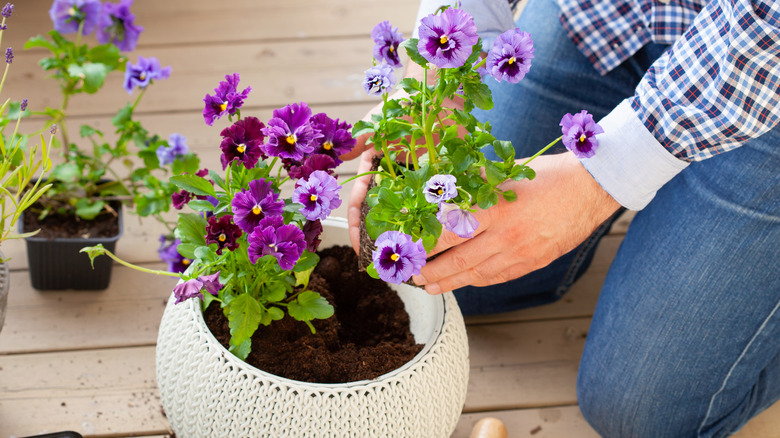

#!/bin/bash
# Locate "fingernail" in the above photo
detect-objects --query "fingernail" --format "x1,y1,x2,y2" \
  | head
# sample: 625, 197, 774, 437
426, 283, 441, 295
412, 274, 426, 285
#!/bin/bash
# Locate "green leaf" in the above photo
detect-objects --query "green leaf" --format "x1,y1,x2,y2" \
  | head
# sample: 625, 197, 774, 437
492, 140, 515, 162
171, 153, 201, 175
50, 162, 81, 183
263, 282, 287, 303
484, 161, 506, 186
419, 212, 442, 240
175, 213, 208, 246
502, 189, 518, 202
75, 199, 105, 220
509, 165, 536, 181
476, 184, 499, 209
86, 44, 122, 69
228, 338, 252, 360
366, 262, 380, 279
227, 294, 263, 348
462, 80, 493, 111
176, 243, 200, 260
267, 307, 285, 321
288, 291, 334, 322
112, 104, 134, 128
400, 38, 429, 67
352, 120, 375, 138
170, 174, 216, 197
80, 124, 100, 138
403, 165, 431, 191
399, 77, 423, 94
377, 187, 402, 210
187, 199, 217, 213
293, 251, 320, 273
24, 35, 58, 52
67, 62, 109, 94
451, 147, 476, 175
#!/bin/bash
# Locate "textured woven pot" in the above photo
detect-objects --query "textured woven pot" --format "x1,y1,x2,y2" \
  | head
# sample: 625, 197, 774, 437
156, 218, 470, 437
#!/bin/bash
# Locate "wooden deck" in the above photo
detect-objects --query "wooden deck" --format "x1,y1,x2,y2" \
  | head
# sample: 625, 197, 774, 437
1, 1, 778, 436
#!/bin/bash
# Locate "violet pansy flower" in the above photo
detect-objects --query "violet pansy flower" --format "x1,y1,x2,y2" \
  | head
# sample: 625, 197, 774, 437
247, 224, 306, 270
123, 56, 171, 93
559, 110, 604, 158
437, 203, 479, 238
231, 178, 285, 233
417, 8, 478, 69
372, 231, 427, 284
310, 113, 356, 165
199, 272, 223, 297
424, 174, 458, 205
172, 279, 203, 304
156, 133, 189, 166
157, 235, 191, 273
293, 170, 342, 222
363, 63, 396, 96
203, 73, 252, 126
260, 102, 322, 161
302, 219, 323, 252
486, 29, 534, 84
49, 0, 102, 35
205, 215, 242, 255
219, 116, 266, 170
286, 154, 336, 180
371, 20, 404, 68
96, 0, 144, 52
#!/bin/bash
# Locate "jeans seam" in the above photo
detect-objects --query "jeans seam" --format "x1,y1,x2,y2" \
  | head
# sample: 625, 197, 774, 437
697, 295, 780, 437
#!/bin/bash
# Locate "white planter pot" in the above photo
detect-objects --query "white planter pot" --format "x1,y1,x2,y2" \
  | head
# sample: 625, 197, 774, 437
156, 217, 470, 437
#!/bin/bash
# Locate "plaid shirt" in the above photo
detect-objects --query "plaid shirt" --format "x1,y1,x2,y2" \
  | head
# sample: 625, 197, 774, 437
559, 0, 780, 161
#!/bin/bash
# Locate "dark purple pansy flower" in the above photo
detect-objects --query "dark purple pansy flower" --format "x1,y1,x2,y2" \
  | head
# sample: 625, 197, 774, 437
96, 0, 143, 52
293, 170, 342, 222
219, 116, 266, 170
203, 73, 252, 126
417, 8, 479, 69
231, 178, 285, 233
371, 20, 403, 68
157, 235, 191, 273
486, 28, 534, 84
287, 154, 336, 180
172, 278, 203, 304
424, 174, 458, 205
123, 56, 171, 94
260, 102, 322, 161
49, 0, 101, 35
1, 3, 13, 17
309, 113, 356, 164
247, 224, 306, 270
205, 215, 242, 255
437, 203, 479, 238
171, 189, 191, 210
302, 219, 323, 252
372, 230, 427, 284
199, 272, 223, 297
559, 110, 604, 158
156, 133, 189, 166
363, 63, 396, 96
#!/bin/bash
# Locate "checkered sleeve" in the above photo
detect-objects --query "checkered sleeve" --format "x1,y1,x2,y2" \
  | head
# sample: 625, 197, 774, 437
630, 0, 780, 162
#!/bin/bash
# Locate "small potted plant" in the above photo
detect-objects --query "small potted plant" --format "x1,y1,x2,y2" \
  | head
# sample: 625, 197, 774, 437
0, 2, 53, 330
19, 0, 199, 290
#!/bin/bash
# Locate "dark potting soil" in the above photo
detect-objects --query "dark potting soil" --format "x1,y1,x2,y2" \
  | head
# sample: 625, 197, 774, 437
22, 204, 120, 239
204, 245, 424, 384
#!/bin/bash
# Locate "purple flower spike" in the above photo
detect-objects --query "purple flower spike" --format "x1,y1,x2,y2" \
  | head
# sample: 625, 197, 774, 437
372, 20, 404, 68
487, 29, 534, 84
310, 113, 356, 164
293, 170, 342, 222
203, 73, 252, 126
157, 235, 191, 273
437, 203, 479, 238
373, 231, 427, 284
1, 3, 13, 18
123, 56, 171, 94
49, 0, 102, 35
260, 102, 322, 161
363, 63, 396, 96
173, 279, 203, 304
4, 47, 11, 64
205, 215, 242, 255
220, 116, 266, 170
20, 99, 28, 112
156, 133, 189, 166
417, 8, 479, 69
96, 0, 144, 52
231, 178, 285, 233
424, 174, 458, 204
247, 224, 306, 270
559, 110, 604, 158
199, 272, 223, 297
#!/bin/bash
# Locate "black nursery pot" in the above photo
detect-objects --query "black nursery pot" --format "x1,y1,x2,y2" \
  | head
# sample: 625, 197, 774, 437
21, 202, 124, 291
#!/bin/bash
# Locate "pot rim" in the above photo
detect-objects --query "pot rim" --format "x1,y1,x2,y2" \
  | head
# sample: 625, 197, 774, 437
19, 200, 125, 243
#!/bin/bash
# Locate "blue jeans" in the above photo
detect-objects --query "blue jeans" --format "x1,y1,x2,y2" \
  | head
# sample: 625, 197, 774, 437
455, 0, 780, 436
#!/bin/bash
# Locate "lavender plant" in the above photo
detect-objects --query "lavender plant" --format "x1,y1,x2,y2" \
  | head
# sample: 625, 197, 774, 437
357, 6, 603, 284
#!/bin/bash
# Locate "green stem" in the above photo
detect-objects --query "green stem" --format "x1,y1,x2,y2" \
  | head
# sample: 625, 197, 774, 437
340, 170, 393, 186
82, 246, 181, 278
380, 93, 396, 178
421, 68, 438, 167
522, 136, 562, 166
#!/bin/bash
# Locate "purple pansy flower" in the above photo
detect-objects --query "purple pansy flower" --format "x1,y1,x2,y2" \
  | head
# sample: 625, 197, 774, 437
417, 8, 479, 69
2, 3, 13, 17
486, 29, 534, 84
49, 0, 101, 35
219, 116, 266, 170
302, 219, 323, 252
363, 63, 396, 96
156, 133, 189, 166
371, 20, 404, 68
157, 235, 191, 273
231, 178, 285, 233
424, 174, 458, 205
437, 203, 479, 238
96, 0, 143, 52
286, 154, 336, 180
123, 56, 171, 93
309, 113, 356, 165
199, 272, 223, 297
171, 189, 191, 210
203, 73, 252, 126
172, 278, 203, 304
559, 110, 604, 158
205, 215, 242, 255
372, 230, 427, 284
293, 170, 342, 222
247, 224, 306, 270
260, 102, 322, 161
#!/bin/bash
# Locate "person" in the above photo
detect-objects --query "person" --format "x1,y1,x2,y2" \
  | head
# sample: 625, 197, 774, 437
342, 0, 780, 436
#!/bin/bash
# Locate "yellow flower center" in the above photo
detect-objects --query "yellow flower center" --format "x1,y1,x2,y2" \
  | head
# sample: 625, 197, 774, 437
579, 134, 587, 143
219, 102, 228, 112
218, 233, 227, 242
436, 188, 444, 195
182, 259, 191, 266
139, 72, 146, 81
323, 141, 334, 150
508, 57, 516, 65
285, 135, 296, 145
252, 205, 262, 215
310, 194, 318, 202
440, 35, 449, 44
237, 144, 246, 153
390, 253, 400, 261
389, 47, 395, 52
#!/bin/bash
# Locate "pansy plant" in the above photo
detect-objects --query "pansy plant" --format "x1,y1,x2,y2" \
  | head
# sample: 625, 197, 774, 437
356, 6, 603, 284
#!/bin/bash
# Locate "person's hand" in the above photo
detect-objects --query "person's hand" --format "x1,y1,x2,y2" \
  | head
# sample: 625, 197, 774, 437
411, 151, 621, 294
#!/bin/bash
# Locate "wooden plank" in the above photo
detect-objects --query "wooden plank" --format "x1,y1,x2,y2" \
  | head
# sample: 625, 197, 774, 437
0, 346, 170, 437
733, 401, 780, 438
454, 406, 600, 438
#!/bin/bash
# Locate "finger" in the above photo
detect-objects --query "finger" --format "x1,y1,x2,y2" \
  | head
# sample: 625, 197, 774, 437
423, 260, 541, 295
425, 206, 492, 258
412, 235, 501, 287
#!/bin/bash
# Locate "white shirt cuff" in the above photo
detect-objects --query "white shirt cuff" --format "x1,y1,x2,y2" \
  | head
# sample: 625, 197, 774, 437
580, 100, 689, 210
